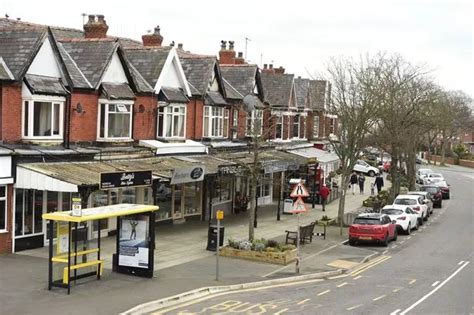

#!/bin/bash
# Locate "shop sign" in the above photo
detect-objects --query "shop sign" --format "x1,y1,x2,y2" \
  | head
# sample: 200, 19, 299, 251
218, 165, 244, 176
170, 166, 206, 185
263, 160, 299, 174
100, 170, 152, 189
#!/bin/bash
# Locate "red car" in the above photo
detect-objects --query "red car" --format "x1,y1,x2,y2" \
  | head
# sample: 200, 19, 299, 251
349, 213, 398, 246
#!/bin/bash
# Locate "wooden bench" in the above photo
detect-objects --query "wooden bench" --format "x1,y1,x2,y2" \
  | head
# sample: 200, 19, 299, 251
62, 260, 103, 284
285, 222, 316, 245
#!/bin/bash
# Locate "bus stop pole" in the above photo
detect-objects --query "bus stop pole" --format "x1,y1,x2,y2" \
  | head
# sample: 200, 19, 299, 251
67, 221, 71, 295
74, 222, 78, 283
97, 220, 101, 280
216, 218, 220, 281
48, 220, 53, 290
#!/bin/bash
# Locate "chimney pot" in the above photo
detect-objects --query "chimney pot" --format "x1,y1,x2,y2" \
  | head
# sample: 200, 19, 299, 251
269, 64, 273, 69
170, 40, 175, 47
88, 14, 95, 23
220, 40, 227, 50
97, 14, 105, 22
142, 25, 164, 47
154, 26, 161, 35
238, 52, 243, 58
178, 43, 183, 49
263, 64, 268, 69
228, 40, 235, 50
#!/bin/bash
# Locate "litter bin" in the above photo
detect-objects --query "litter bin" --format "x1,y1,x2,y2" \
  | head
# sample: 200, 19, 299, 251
206, 224, 224, 251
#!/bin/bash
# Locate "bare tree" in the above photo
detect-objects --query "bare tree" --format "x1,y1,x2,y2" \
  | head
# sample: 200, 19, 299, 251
326, 55, 381, 235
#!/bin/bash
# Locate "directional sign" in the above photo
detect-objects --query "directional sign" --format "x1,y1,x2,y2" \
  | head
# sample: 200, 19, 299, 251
289, 197, 308, 214
290, 182, 310, 198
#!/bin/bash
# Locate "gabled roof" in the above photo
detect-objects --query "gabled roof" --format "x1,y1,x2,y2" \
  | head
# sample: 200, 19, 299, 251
294, 77, 310, 109
160, 87, 189, 103
123, 47, 172, 89
122, 58, 154, 93
100, 82, 135, 100
59, 38, 118, 89
309, 80, 329, 110
223, 78, 243, 100
205, 91, 227, 106
0, 57, 14, 80
261, 72, 294, 108
24, 74, 68, 96
0, 28, 46, 80
179, 54, 216, 96
220, 64, 258, 97
55, 41, 92, 88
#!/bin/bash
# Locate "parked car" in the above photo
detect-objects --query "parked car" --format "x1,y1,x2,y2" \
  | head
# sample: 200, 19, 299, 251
353, 160, 380, 177
349, 213, 397, 246
381, 205, 418, 234
416, 168, 434, 184
393, 194, 428, 224
419, 185, 443, 208
430, 179, 450, 199
407, 191, 433, 214
423, 173, 445, 185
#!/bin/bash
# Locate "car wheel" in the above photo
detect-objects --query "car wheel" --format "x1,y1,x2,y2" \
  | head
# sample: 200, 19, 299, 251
382, 233, 389, 247
446, 193, 450, 200
368, 170, 375, 177
419, 217, 423, 226
415, 220, 419, 230
393, 229, 398, 241
406, 223, 411, 235
349, 239, 356, 246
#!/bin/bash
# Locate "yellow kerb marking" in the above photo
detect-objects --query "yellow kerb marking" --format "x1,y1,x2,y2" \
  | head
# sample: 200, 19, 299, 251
409, 279, 417, 285
297, 299, 310, 305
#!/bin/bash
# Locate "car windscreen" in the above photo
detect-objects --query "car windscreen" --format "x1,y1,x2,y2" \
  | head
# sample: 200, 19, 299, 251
381, 209, 403, 215
353, 218, 381, 225
394, 198, 416, 205
422, 187, 439, 194
430, 174, 442, 178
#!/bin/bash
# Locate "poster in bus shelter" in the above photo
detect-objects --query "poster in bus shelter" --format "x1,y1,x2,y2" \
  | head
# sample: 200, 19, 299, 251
118, 215, 149, 269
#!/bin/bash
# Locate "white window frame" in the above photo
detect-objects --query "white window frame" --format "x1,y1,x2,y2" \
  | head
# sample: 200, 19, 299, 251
293, 114, 300, 139
275, 115, 283, 140
245, 109, 263, 137
22, 96, 65, 140
313, 115, 320, 138
203, 106, 229, 138
300, 115, 307, 139
97, 99, 134, 141
157, 103, 186, 139
0, 185, 6, 233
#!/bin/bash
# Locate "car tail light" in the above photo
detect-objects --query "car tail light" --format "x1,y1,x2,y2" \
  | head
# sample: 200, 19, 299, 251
397, 216, 406, 220
412, 206, 420, 211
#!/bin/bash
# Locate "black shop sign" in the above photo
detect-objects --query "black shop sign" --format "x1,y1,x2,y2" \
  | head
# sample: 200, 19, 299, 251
100, 170, 152, 189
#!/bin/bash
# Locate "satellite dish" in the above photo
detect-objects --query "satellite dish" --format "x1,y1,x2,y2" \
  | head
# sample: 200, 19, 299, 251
243, 94, 257, 112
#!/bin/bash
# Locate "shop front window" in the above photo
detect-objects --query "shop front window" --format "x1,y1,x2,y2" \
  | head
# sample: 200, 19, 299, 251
173, 185, 183, 219
122, 187, 136, 204
213, 176, 232, 203
14, 189, 43, 237
257, 174, 272, 198
155, 182, 172, 220
184, 182, 201, 216
0, 186, 6, 231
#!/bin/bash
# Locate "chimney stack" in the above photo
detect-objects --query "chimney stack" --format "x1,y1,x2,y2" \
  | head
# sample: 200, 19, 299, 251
219, 40, 236, 65
274, 66, 285, 74
142, 26, 164, 47
262, 64, 275, 74
177, 43, 183, 50
235, 51, 245, 64
263, 64, 268, 69
84, 14, 109, 39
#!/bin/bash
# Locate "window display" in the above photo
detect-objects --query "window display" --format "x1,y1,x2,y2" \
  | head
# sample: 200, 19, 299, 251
184, 182, 201, 216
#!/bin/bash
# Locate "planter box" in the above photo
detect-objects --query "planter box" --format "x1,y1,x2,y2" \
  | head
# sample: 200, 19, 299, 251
219, 246, 297, 265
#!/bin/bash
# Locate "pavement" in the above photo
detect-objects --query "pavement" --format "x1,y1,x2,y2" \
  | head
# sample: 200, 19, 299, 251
0, 175, 388, 315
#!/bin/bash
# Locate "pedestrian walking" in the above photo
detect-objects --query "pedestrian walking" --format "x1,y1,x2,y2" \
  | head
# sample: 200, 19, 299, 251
358, 174, 366, 194
350, 172, 358, 195
375, 173, 384, 194
320, 185, 330, 212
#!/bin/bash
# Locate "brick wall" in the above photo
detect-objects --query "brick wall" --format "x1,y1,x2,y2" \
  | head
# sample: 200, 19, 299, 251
282, 115, 289, 140
307, 112, 314, 140
427, 154, 474, 168
0, 185, 13, 254
69, 91, 99, 142
1, 83, 22, 143
133, 94, 156, 140
237, 110, 247, 139
186, 99, 204, 140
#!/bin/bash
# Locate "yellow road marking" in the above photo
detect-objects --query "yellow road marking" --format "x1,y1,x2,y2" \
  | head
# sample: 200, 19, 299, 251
373, 294, 387, 301
274, 308, 290, 315
354, 275, 363, 280
347, 304, 363, 310
317, 289, 331, 296
351, 256, 391, 276
393, 288, 402, 293
297, 299, 310, 305
349, 255, 388, 275
409, 279, 417, 285
337, 282, 348, 288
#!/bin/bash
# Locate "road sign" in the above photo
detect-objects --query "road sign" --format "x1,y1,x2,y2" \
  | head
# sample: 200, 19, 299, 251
289, 197, 308, 214
216, 210, 224, 220
290, 182, 310, 198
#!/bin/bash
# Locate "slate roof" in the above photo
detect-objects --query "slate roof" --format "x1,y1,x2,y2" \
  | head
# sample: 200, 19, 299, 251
100, 82, 135, 100
294, 77, 310, 109
60, 39, 118, 89
123, 47, 171, 89
55, 42, 91, 88
220, 65, 257, 96
0, 57, 14, 80
161, 87, 189, 103
309, 80, 328, 110
223, 78, 243, 100
179, 55, 216, 96
187, 82, 201, 96
205, 91, 227, 106
0, 28, 46, 80
260, 72, 294, 108
24, 74, 68, 96
123, 59, 154, 93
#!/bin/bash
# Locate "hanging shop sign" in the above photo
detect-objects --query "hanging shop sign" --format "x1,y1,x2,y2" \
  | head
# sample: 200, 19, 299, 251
263, 160, 299, 174
170, 166, 206, 185
100, 170, 152, 189
218, 165, 244, 176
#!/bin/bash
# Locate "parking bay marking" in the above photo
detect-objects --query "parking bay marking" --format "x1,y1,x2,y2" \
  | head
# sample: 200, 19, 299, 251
337, 282, 348, 288
400, 261, 470, 315
373, 294, 386, 301
347, 304, 363, 311
409, 279, 417, 285
317, 289, 331, 296
432, 281, 440, 287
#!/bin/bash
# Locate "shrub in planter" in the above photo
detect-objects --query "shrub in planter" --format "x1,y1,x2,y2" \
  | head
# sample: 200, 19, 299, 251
265, 247, 278, 252
238, 240, 252, 251
228, 238, 239, 249
266, 239, 280, 249
254, 242, 266, 252
281, 244, 296, 251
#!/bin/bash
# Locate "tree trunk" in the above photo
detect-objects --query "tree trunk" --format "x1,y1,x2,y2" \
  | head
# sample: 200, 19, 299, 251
407, 150, 416, 191
338, 173, 349, 236
389, 147, 401, 200
248, 179, 256, 241
440, 130, 446, 166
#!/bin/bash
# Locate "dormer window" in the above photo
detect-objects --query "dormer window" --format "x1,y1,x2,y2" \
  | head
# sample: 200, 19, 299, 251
22, 97, 64, 140
98, 101, 133, 140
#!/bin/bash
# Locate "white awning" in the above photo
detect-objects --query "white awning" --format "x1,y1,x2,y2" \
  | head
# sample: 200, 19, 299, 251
139, 140, 207, 155
288, 147, 340, 164
16, 166, 78, 192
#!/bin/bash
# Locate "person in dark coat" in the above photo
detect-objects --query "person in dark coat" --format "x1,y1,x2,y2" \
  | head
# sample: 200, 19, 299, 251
375, 173, 384, 194
350, 172, 358, 195
358, 174, 366, 194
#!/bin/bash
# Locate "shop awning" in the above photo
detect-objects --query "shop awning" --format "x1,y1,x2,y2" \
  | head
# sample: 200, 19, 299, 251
139, 140, 207, 155
287, 147, 340, 163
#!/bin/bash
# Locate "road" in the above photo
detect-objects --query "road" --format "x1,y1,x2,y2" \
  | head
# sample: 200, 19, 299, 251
155, 165, 473, 315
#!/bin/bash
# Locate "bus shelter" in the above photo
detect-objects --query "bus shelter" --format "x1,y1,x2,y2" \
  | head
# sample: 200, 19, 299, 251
42, 203, 159, 294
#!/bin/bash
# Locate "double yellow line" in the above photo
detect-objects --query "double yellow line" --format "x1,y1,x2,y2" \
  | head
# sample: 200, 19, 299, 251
350, 255, 391, 277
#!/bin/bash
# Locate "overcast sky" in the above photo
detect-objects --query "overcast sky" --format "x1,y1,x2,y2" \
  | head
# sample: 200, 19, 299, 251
3, 0, 473, 96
